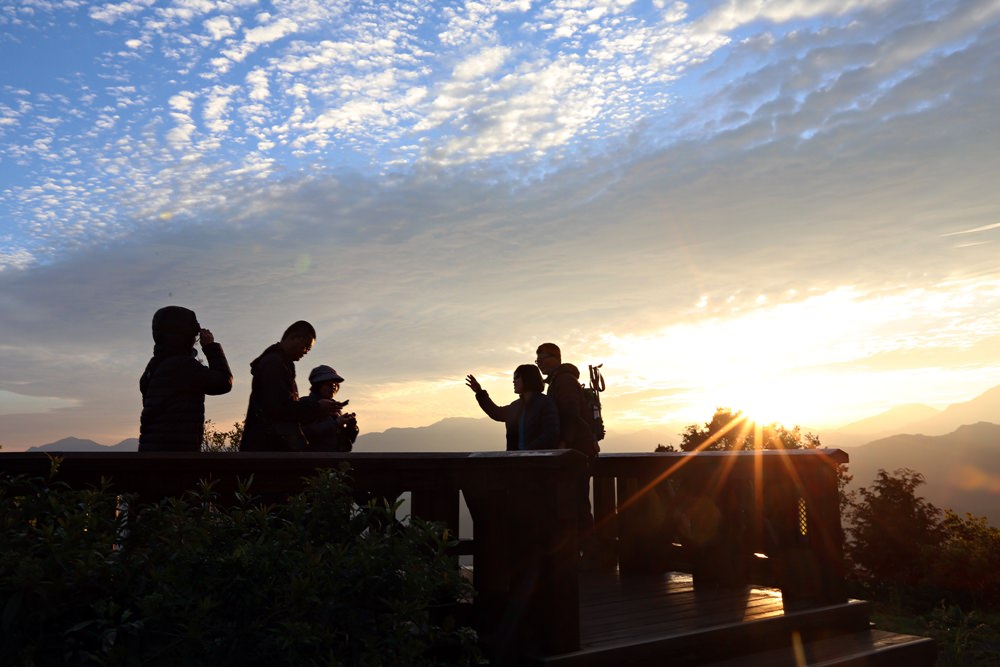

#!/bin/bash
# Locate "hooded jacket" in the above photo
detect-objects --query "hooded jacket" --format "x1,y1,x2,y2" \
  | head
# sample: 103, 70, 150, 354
239, 343, 326, 451
138, 307, 232, 452
545, 363, 598, 457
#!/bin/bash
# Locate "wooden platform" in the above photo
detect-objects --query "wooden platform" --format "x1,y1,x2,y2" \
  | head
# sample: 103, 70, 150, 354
532, 572, 936, 666
0, 451, 938, 665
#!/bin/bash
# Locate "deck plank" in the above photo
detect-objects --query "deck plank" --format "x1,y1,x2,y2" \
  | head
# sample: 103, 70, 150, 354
531, 570, 889, 667
579, 572, 788, 647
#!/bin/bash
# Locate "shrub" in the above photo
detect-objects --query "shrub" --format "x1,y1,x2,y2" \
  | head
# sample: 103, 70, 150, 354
0, 465, 479, 666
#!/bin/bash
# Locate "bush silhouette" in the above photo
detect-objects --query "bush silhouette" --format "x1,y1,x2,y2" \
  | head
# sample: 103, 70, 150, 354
0, 465, 479, 666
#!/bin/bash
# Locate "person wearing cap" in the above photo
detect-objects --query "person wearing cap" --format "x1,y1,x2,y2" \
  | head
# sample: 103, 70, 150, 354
239, 320, 342, 452
138, 305, 233, 452
301, 365, 359, 452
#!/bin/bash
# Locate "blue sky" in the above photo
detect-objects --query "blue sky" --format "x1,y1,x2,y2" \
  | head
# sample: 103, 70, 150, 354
2, 0, 1000, 450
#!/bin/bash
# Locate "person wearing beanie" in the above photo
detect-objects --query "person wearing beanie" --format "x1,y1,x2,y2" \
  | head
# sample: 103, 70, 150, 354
301, 365, 359, 452
465, 364, 559, 451
239, 320, 343, 451
138, 305, 233, 452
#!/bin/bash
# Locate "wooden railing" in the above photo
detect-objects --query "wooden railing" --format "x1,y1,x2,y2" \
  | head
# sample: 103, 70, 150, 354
592, 449, 849, 607
0, 447, 848, 657
0, 450, 585, 658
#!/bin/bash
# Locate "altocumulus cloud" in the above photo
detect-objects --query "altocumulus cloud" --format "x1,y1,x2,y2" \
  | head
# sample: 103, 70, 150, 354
1, 1, 1000, 448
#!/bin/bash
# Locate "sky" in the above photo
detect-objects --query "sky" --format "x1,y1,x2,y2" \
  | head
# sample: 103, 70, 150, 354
2, 0, 1000, 451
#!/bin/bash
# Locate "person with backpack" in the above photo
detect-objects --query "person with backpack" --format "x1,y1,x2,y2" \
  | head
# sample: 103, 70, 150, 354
138, 305, 233, 452
535, 342, 598, 537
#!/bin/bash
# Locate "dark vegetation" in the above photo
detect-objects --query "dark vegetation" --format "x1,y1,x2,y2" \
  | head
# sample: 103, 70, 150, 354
672, 408, 1000, 666
3, 414, 998, 664
0, 461, 479, 666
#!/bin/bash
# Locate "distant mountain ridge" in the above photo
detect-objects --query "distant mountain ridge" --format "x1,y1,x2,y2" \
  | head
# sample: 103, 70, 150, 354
821, 384, 1000, 448
27, 437, 138, 452
841, 422, 1000, 527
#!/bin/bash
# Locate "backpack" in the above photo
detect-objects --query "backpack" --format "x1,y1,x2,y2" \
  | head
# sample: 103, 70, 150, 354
580, 364, 606, 443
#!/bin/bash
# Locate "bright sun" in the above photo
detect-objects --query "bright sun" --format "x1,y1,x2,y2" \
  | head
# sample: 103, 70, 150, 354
602, 293, 873, 430
709, 374, 818, 427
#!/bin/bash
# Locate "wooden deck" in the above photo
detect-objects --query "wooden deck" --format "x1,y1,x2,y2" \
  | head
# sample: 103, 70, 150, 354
0, 451, 938, 666
533, 571, 935, 666
580, 572, 788, 648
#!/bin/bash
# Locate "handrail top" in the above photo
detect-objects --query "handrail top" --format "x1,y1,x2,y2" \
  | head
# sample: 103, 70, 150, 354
599, 448, 848, 463
0, 449, 582, 461
0, 448, 847, 463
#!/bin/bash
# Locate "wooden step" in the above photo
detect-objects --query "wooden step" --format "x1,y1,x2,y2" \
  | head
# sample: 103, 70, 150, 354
536, 599, 876, 666
697, 629, 937, 667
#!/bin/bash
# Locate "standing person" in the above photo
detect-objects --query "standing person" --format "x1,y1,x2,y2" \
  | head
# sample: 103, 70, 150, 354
301, 365, 359, 452
139, 305, 233, 452
466, 365, 560, 451
535, 342, 597, 533
239, 321, 341, 452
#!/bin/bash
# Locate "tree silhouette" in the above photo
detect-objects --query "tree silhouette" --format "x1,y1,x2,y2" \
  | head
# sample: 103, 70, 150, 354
845, 468, 943, 591
678, 407, 821, 452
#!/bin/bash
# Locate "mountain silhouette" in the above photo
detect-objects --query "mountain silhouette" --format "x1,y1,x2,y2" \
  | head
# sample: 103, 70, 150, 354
354, 417, 499, 453
903, 384, 1000, 436
822, 383, 1000, 448
28, 437, 139, 452
833, 403, 940, 438
841, 422, 1000, 527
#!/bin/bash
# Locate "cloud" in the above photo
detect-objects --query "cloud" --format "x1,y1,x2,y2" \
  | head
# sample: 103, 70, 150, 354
204, 15, 238, 41
245, 68, 269, 101
89, 0, 156, 25
2, 0, 1000, 447
244, 16, 298, 46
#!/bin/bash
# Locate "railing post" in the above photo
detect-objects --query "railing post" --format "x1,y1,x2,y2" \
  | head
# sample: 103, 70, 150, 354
463, 451, 582, 660
592, 474, 618, 567
777, 457, 846, 606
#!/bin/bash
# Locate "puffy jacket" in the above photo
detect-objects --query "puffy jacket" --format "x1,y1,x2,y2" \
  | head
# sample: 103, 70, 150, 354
545, 363, 598, 457
301, 391, 359, 452
475, 390, 560, 451
138, 343, 233, 452
239, 343, 325, 451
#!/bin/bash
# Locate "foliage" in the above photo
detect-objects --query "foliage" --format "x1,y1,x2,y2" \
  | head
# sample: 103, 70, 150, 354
0, 465, 479, 666
923, 604, 1000, 666
845, 468, 944, 595
922, 511, 1000, 610
202, 419, 244, 452
678, 407, 821, 452
872, 602, 1000, 667
845, 467, 1000, 615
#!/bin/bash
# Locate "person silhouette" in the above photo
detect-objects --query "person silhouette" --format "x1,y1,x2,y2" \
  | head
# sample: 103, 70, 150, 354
138, 305, 233, 452
466, 364, 559, 451
239, 321, 342, 451
301, 365, 359, 452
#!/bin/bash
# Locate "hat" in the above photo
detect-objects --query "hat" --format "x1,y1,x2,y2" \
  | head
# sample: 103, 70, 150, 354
309, 365, 345, 384
152, 305, 200, 337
